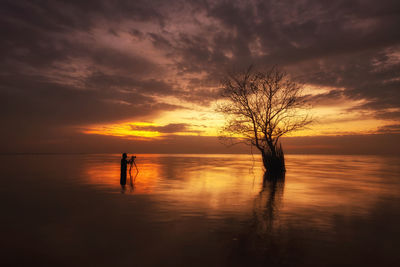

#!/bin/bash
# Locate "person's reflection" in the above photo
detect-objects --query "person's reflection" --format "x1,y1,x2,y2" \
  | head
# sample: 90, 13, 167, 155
121, 167, 138, 193
121, 184, 126, 193
129, 171, 138, 192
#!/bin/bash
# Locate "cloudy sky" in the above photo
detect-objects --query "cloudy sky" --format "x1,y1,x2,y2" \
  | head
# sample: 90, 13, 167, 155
1, 0, 399, 154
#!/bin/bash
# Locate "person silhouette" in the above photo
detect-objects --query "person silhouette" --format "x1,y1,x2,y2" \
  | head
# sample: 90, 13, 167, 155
120, 153, 129, 185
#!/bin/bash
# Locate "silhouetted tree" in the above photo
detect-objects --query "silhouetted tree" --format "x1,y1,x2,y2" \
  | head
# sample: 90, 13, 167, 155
218, 66, 312, 172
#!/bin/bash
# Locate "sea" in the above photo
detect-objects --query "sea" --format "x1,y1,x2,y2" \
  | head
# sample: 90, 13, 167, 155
1, 153, 400, 266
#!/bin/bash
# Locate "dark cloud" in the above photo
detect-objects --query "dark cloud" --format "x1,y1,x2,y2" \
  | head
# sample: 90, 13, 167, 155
1, 0, 400, 152
303, 90, 346, 107
376, 124, 400, 134
375, 110, 400, 120
0, 74, 178, 125
84, 71, 175, 95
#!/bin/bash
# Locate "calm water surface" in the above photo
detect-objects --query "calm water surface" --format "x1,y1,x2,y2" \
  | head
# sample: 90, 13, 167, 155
1, 154, 400, 266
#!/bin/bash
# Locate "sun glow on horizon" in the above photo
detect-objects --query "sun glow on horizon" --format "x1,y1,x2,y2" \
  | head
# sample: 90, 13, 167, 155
83, 122, 162, 138
81, 85, 397, 140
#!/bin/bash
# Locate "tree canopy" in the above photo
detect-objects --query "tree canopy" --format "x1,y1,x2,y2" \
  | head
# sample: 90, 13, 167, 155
219, 66, 312, 170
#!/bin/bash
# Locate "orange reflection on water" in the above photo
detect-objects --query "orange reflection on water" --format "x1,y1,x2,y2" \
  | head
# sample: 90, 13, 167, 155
82, 155, 161, 194
81, 153, 400, 232
82, 154, 264, 214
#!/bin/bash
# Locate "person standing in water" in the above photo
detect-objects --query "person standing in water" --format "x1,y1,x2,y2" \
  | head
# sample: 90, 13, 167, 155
120, 153, 129, 185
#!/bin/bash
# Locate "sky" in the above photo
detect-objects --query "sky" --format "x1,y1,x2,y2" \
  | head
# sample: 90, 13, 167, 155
1, 0, 400, 154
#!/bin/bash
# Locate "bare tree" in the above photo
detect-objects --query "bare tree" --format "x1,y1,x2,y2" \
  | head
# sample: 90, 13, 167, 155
218, 66, 312, 172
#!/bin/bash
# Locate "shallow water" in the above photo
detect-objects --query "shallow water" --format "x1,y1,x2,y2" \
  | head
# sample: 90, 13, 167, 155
1, 154, 400, 266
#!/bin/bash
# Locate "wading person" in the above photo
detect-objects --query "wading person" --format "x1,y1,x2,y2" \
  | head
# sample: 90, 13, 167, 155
120, 153, 129, 185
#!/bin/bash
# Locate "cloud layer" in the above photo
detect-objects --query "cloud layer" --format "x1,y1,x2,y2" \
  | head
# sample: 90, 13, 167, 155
1, 0, 399, 152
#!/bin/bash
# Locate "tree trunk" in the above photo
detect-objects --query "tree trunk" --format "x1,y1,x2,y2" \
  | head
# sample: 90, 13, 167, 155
260, 144, 285, 173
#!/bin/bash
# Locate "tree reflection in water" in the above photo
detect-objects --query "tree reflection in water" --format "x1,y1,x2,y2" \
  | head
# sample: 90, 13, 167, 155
230, 171, 303, 266
254, 171, 286, 237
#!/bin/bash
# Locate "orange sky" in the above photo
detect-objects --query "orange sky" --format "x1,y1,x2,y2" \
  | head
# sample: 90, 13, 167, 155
82, 85, 397, 139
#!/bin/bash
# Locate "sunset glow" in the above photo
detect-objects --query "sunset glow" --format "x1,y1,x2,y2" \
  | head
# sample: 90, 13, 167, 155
1, 0, 399, 154
81, 95, 395, 139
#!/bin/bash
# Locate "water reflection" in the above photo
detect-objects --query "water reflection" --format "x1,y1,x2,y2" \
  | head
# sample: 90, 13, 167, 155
255, 172, 286, 235
81, 154, 400, 227
82, 154, 263, 216
83, 154, 161, 194
121, 171, 138, 194
1, 154, 400, 266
